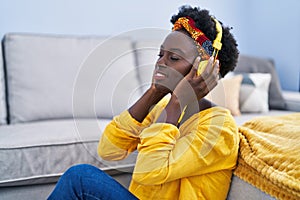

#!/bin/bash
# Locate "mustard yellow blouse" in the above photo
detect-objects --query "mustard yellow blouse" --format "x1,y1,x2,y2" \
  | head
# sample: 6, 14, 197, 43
98, 97, 239, 200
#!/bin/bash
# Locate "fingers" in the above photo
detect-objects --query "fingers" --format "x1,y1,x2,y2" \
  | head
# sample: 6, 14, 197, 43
200, 57, 220, 92
188, 55, 220, 93
190, 56, 220, 79
198, 56, 218, 78
207, 72, 219, 91
195, 57, 212, 80
213, 59, 220, 75
193, 56, 201, 70
207, 58, 220, 81
188, 56, 201, 78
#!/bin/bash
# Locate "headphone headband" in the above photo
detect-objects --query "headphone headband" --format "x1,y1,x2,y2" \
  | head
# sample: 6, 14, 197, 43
211, 17, 222, 59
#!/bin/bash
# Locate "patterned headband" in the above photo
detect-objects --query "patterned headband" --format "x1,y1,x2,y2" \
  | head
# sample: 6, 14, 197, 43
172, 17, 214, 59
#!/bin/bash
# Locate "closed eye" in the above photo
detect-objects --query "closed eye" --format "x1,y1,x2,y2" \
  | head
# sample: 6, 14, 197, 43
157, 50, 181, 61
170, 55, 180, 61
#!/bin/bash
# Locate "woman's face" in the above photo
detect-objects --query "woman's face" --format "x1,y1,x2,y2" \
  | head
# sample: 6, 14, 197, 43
153, 31, 198, 93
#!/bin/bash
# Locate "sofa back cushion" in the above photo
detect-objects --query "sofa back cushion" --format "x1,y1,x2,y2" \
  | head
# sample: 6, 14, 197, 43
234, 54, 286, 110
134, 40, 164, 93
3, 33, 141, 123
0, 44, 7, 124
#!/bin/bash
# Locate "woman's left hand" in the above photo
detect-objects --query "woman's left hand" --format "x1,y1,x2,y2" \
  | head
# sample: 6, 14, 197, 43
173, 56, 220, 106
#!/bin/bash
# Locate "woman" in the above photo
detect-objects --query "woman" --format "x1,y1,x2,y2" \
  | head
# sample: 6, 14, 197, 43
48, 5, 239, 200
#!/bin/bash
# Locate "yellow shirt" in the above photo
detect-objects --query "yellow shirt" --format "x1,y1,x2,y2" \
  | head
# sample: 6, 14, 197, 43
98, 97, 239, 200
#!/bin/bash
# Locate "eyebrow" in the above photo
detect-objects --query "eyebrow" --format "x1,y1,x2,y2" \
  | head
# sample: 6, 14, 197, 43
160, 45, 186, 57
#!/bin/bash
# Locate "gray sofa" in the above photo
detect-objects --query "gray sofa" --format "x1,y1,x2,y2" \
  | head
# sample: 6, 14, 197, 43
0, 33, 299, 200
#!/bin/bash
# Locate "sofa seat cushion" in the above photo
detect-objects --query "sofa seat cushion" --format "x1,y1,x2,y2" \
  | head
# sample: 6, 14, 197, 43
234, 110, 297, 125
0, 119, 137, 187
227, 175, 276, 200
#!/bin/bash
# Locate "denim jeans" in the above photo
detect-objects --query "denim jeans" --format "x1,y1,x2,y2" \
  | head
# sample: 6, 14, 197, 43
48, 164, 138, 200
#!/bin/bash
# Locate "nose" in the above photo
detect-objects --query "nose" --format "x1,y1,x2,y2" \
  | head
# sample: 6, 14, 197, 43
156, 53, 167, 66
156, 58, 164, 66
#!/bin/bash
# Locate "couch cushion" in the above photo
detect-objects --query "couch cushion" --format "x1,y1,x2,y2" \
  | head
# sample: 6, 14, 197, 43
0, 44, 7, 125
3, 33, 141, 123
227, 175, 276, 200
239, 73, 271, 113
234, 54, 286, 110
233, 110, 296, 125
282, 91, 300, 112
205, 75, 243, 116
0, 119, 137, 186
134, 40, 164, 93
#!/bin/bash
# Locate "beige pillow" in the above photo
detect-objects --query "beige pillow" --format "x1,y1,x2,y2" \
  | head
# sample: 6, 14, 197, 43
205, 75, 243, 116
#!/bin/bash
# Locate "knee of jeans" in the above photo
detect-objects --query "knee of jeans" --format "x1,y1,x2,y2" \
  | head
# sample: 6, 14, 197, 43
64, 164, 97, 177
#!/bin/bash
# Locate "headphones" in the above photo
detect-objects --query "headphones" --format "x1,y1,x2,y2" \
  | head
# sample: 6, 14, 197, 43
197, 17, 223, 75
211, 17, 223, 60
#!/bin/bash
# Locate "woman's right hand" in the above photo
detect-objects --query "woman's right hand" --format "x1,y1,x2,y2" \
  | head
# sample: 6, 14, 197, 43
128, 82, 167, 123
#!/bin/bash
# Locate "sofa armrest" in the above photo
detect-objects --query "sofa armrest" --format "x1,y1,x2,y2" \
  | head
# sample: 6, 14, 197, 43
282, 90, 300, 112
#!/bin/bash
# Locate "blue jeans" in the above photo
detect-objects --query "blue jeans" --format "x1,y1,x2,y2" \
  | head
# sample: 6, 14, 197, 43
48, 164, 138, 200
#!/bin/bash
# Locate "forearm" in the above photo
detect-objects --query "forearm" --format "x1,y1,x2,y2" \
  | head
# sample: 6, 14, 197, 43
156, 95, 182, 126
128, 87, 166, 123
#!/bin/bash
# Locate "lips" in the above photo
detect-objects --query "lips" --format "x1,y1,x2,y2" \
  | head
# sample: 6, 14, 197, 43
153, 70, 167, 80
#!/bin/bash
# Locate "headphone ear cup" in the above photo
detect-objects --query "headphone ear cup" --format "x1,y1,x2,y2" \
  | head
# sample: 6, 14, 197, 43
197, 60, 208, 76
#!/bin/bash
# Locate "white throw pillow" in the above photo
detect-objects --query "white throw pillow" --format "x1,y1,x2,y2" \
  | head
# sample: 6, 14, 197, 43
239, 73, 271, 113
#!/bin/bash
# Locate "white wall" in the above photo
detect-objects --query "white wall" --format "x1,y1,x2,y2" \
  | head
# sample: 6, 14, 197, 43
1, 0, 299, 91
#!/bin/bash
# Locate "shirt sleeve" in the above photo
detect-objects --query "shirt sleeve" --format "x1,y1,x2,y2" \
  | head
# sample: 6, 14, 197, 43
98, 97, 169, 161
98, 110, 144, 160
132, 108, 239, 185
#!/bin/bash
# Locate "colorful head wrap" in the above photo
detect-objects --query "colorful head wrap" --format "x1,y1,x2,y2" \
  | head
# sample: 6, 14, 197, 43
172, 17, 214, 60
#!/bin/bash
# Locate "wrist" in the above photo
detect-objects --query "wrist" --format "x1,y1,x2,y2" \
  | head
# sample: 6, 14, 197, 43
164, 96, 183, 126
147, 86, 167, 103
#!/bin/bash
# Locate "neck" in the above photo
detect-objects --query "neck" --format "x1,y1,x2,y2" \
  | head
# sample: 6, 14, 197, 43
179, 98, 216, 125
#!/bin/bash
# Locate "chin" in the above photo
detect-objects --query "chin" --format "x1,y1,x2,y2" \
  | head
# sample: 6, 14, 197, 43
154, 83, 172, 94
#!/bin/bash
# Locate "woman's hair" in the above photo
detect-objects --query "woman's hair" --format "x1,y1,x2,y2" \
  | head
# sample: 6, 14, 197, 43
171, 5, 239, 77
